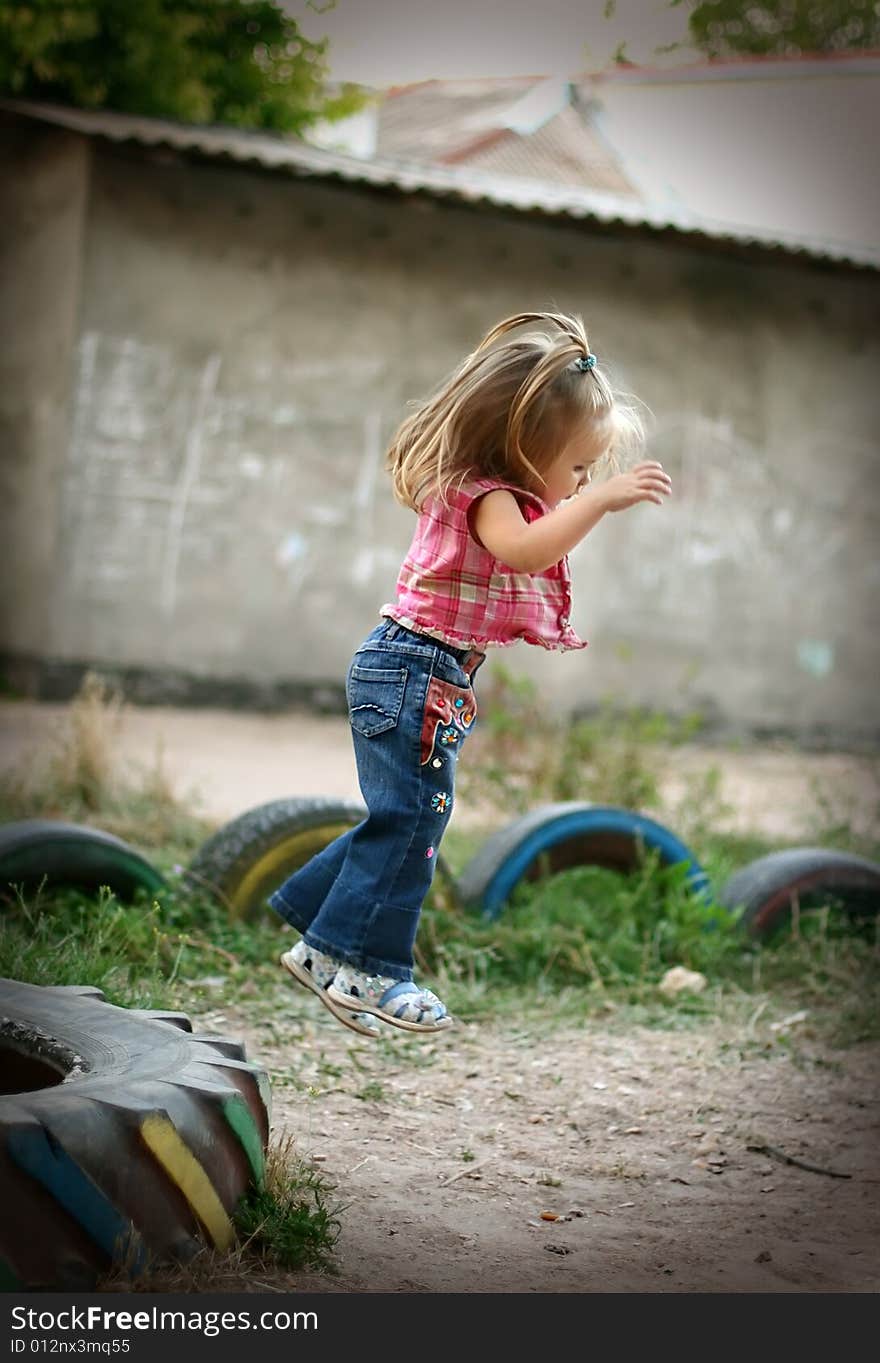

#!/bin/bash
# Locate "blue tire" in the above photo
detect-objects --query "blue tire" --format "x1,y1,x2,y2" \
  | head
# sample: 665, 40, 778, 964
458, 802, 711, 919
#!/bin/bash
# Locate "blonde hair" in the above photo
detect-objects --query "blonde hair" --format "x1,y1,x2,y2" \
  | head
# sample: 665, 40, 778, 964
387, 311, 646, 510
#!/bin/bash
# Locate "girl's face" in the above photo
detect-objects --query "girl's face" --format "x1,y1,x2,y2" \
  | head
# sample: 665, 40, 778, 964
540, 421, 612, 506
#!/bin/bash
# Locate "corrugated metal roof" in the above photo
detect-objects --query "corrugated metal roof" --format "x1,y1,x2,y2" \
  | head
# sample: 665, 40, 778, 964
3, 98, 876, 270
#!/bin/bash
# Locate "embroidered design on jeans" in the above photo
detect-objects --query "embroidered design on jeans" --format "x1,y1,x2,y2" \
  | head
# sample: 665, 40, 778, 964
425, 846, 434, 858
431, 757, 443, 769
420, 676, 478, 764
439, 725, 459, 746
431, 792, 450, 814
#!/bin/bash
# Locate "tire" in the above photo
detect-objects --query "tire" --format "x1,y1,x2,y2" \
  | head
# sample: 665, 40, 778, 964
718, 847, 880, 939
458, 802, 711, 919
188, 796, 458, 920
0, 977, 270, 1290
188, 797, 367, 920
0, 820, 166, 903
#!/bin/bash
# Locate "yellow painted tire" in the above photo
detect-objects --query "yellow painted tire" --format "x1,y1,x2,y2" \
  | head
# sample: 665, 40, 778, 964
0, 978, 270, 1290
187, 797, 369, 921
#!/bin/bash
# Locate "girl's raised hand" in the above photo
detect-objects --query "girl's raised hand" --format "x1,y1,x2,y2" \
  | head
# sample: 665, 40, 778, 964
600, 461, 672, 512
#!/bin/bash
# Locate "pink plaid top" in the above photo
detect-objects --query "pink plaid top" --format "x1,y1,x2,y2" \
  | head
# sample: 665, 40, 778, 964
380, 477, 587, 652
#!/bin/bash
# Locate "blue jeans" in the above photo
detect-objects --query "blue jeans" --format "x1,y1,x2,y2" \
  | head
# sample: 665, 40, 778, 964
269, 618, 484, 981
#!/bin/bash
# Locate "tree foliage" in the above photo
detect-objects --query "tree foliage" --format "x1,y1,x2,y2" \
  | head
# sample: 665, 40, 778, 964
678, 0, 880, 59
604, 0, 880, 63
0, 0, 365, 132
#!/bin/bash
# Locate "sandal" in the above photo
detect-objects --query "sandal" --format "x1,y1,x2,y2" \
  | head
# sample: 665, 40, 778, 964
280, 941, 381, 1039
328, 966, 453, 1034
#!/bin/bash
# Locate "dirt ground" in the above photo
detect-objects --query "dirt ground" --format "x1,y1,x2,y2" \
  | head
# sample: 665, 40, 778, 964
2, 701, 879, 1293
212, 989, 880, 1294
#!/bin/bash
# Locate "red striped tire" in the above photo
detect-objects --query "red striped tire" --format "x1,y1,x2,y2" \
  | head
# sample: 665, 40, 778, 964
718, 848, 880, 938
0, 978, 270, 1289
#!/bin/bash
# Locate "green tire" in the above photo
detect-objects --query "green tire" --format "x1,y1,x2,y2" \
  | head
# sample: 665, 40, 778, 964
0, 820, 166, 903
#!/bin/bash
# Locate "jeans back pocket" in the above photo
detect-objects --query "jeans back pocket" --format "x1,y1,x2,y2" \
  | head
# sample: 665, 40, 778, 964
348, 664, 407, 737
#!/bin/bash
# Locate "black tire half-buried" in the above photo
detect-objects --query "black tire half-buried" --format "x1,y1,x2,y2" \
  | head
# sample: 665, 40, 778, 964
718, 847, 880, 938
0, 820, 166, 902
0, 977, 270, 1289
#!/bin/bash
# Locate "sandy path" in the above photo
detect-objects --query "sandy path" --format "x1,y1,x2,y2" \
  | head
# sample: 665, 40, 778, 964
1, 701, 877, 842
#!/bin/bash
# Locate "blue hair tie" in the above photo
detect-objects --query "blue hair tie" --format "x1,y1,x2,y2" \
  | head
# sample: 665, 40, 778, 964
575, 353, 597, 373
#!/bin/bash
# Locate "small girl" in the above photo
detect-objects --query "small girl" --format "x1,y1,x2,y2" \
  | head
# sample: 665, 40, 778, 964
270, 311, 671, 1037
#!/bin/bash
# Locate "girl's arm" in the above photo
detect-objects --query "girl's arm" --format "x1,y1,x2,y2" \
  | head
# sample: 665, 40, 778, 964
471, 462, 671, 574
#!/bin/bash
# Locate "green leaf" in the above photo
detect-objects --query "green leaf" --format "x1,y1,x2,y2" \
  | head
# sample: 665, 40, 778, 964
0, 0, 368, 131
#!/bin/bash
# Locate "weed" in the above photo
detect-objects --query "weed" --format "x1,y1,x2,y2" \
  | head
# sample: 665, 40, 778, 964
271, 1067, 305, 1092
0, 882, 168, 1009
804, 773, 880, 862
371, 1030, 439, 1070
0, 671, 213, 856
0, 873, 283, 1012
668, 764, 736, 846
458, 661, 705, 816
234, 1132, 341, 1273
355, 1079, 387, 1104
417, 852, 742, 999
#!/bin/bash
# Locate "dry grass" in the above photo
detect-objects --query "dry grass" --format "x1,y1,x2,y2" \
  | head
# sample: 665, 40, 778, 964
0, 671, 212, 853
6, 672, 124, 812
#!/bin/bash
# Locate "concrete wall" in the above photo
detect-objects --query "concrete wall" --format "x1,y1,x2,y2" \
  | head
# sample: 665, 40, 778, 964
3, 120, 879, 745
0, 117, 88, 665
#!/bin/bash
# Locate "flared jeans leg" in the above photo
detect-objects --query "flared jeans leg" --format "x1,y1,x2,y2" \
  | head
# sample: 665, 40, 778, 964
269, 621, 479, 981
269, 827, 356, 933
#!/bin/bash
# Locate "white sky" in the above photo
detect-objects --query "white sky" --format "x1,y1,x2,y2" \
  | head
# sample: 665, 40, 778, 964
294, 0, 702, 85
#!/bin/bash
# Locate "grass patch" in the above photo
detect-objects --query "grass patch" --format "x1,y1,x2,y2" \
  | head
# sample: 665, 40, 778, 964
0, 876, 285, 1012
0, 882, 170, 1009
415, 851, 740, 1000
414, 846, 880, 1044
233, 1132, 341, 1273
